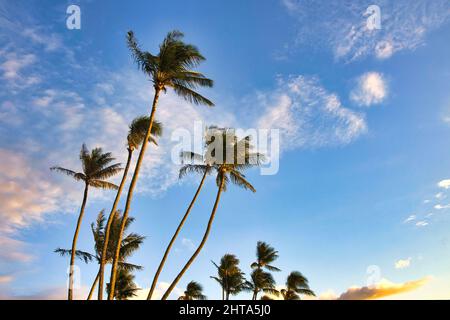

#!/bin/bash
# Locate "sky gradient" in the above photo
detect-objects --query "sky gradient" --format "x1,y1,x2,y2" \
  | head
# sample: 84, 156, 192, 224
0, 0, 450, 300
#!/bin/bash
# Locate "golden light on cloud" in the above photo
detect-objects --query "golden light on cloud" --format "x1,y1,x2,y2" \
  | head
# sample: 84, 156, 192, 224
337, 277, 432, 300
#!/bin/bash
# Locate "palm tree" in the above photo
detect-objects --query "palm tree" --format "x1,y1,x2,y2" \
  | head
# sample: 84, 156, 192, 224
51, 144, 122, 300
147, 149, 212, 299
161, 128, 264, 299
280, 271, 315, 300
250, 241, 280, 300
247, 269, 279, 300
55, 210, 144, 299
108, 30, 214, 300
106, 269, 139, 300
211, 254, 249, 300
178, 281, 207, 300
97, 116, 162, 300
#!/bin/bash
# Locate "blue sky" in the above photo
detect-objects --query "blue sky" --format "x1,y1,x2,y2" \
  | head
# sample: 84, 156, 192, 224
1, 0, 450, 299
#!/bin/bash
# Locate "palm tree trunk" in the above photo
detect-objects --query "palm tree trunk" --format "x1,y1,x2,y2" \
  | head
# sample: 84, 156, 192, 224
97, 148, 133, 300
147, 169, 208, 300
252, 290, 257, 300
68, 183, 89, 300
87, 270, 100, 300
161, 174, 225, 300
108, 88, 161, 300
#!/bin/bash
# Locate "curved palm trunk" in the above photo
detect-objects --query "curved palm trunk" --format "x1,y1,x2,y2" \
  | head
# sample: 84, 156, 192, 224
147, 170, 208, 300
68, 183, 89, 300
161, 175, 225, 300
97, 148, 133, 300
87, 270, 100, 300
108, 89, 161, 300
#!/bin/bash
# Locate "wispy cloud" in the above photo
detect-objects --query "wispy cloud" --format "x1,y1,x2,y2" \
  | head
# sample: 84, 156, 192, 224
280, 0, 450, 61
416, 221, 429, 227
403, 215, 416, 223
257, 75, 367, 151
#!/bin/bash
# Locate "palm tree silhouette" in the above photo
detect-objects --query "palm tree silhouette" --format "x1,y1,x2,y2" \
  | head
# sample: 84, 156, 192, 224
250, 241, 280, 299
108, 30, 214, 299
51, 144, 122, 300
97, 116, 162, 300
55, 210, 144, 299
248, 268, 279, 300
211, 254, 249, 300
178, 281, 207, 300
280, 271, 315, 300
161, 128, 264, 299
106, 269, 139, 300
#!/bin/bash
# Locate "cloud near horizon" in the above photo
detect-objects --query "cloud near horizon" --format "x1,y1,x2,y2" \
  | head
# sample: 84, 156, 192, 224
336, 277, 431, 300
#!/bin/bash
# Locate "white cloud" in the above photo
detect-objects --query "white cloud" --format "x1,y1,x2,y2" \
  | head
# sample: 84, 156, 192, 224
434, 204, 450, 210
438, 179, 450, 189
257, 75, 367, 151
281, 0, 450, 61
395, 257, 412, 269
435, 192, 445, 199
0, 52, 37, 81
0, 236, 33, 263
181, 238, 196, 251
131, 282, 184, 300
350, 72, 388, 107
416, 221, 429, 227
403, 215, 416, 223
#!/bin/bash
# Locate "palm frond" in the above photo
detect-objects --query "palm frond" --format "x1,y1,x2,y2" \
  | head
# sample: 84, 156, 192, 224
54, 248, 95, 264
50, 167, 85, 181
171, 84, 214, 106
88, 179, 119, 190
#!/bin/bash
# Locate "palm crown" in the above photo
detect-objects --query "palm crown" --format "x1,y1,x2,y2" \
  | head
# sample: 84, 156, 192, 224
211, 254, 248, 299
178, 281, 206, 300
281, 271, 315, 300
55, 210, 144, 271
127, 116, 163, 150
251, 241, 281, 272
51, 144, 122, 190
127, 30, 214, 106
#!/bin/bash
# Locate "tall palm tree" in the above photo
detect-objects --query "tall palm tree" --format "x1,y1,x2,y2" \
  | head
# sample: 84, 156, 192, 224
280, 271, 315, 300
147, 150, 212, 299
55, 210, 144, 299
108, 30, 214, 299
211, 254, 249, 300
106, 269, 139, 300
97, 116, 162, 300
161, 128, 264, 299
51, 144, 122, 300
178, 281, 207, 300
247, 269, 279, 300
250, 241, 280, 300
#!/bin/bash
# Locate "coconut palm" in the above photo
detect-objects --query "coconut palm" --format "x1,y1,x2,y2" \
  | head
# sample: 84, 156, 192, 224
280, 271, 315, 300
211, 254, 249, 300
251, 241, 280, 272
97, 116, 162, 300
106, 269, 139, 300
247, 269, 279, 300
250, 241, 280, 299
161, 128, 264, 299
147, 149, 212, 299
108, 30, 214, 299
178, 281, 207, 300
51, 144, 122, 300
54, 210, 144, 299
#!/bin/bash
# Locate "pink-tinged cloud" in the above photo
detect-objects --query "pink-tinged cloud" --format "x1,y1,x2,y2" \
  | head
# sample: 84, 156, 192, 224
337, 277, 431, 300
